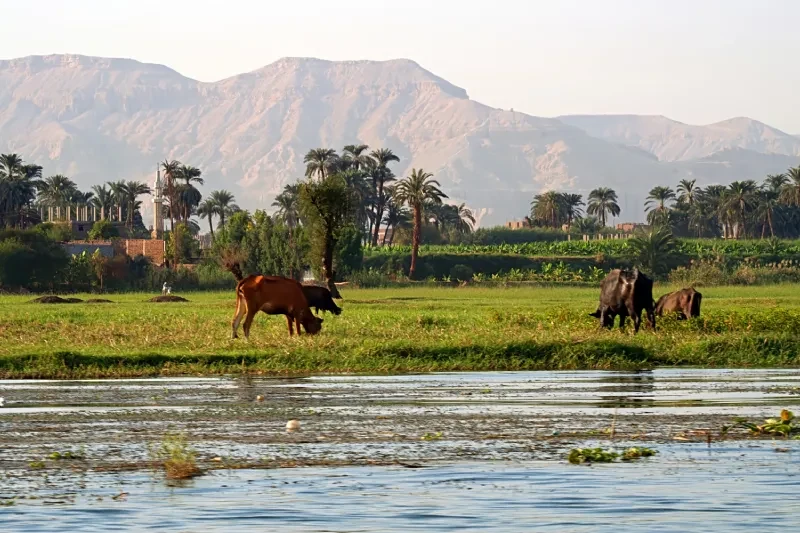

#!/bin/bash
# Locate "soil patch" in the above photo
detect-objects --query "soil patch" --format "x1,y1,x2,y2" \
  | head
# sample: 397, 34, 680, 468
148, 295, 190, 303
29, 296, 84, 304
85, 299, 114, 304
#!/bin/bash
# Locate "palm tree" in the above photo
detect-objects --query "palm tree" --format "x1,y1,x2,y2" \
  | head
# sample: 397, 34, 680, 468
726, 180, 758, 238
561, 193, 584, 232
368, 148, 401, 246
394, 169, 447, 278
0, 154, 41, 227
37, 174, 79, 214
121, 181, 151, 229
90, 185, 115, 220
780, 166, 800, 206
586, 187, 621, 228
676, 179, 700, 206
161, 159, 181, 230
272, 184, 301, 229
304, 148, 339, 180
754, 187, 780, 238
210, 190, 238, 229
342, 144, 371, 170
108, 180, 127, 222
765, 173, 788, 194
453, 203, 476, 234
196, 198, 217, 238
531, 191, 564, 228
628, 225, 677, 278
176, 165, 203, 223
381, 198, 410, 245
644, 186, 675, 223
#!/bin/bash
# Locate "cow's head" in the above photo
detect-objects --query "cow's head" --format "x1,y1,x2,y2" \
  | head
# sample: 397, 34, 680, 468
303, 313, 324, 335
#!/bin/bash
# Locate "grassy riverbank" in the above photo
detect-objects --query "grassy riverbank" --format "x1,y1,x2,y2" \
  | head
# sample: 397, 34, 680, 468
2, 285, 800, 378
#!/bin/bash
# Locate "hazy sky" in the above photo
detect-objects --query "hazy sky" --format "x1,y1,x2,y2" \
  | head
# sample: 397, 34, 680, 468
3, 0, 799, 132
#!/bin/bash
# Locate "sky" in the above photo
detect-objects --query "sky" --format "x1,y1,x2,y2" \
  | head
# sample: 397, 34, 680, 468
2, 0, 800, 133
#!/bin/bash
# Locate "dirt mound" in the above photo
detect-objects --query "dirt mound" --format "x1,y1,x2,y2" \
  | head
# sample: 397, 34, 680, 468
29, 296, 84, 304
85, 299, 114, 304
148, 295, 189, 303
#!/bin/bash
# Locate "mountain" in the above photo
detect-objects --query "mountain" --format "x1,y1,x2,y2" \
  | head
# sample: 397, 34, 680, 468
1, 55, 798, 226
557, 114, 800, 162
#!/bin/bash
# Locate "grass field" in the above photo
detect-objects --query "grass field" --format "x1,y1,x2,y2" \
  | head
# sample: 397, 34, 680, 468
2, 284, 800, 378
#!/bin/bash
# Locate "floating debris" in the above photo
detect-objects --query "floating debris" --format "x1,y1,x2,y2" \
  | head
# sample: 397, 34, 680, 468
729, 409, 798, 438
286, 420, 301, 431
568, 447, 657, 465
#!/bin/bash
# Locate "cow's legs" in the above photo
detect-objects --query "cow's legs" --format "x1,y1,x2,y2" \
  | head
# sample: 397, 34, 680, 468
295, 316, 303, 336
242, 307, 258, 339
646, 306, 656, 331
618, 314, 626, 331
231, 294, 246, 339
286, 315, 295, 336
600, 309, 610, 329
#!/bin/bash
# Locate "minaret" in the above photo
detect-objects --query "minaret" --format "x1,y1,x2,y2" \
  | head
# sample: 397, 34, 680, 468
152, 167, 164, 239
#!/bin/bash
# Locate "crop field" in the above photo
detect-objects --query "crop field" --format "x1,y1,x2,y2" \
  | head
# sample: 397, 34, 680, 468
1, 284, 800, 378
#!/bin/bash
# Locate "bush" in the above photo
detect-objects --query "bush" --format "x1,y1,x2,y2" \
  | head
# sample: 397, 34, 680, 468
88, 219, 119, 240
449, 264, 474, 282
463, 226, 567, 245
0, 229, 69, 290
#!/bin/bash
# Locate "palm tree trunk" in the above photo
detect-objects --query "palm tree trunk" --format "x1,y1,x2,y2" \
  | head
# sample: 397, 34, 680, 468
410, 204, 422, 278
207, 215, 214, 239
768, 210, 774, 237
372, 182, 384, 246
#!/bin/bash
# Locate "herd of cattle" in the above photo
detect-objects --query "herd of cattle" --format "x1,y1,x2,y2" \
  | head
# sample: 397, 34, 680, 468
226, 264, 701, 339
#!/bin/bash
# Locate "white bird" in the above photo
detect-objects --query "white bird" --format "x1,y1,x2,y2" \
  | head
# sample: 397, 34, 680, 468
0, 397, 5, 407
286, 419, 301, 431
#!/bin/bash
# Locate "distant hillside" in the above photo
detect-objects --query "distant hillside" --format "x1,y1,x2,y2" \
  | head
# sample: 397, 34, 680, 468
1, 54, 797, 225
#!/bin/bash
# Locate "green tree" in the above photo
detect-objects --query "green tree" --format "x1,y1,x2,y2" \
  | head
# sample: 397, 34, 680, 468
531, 191, 564, 228
561, 193, 584, 232
342, 144, 371, 170
627, 225, 677, 278
210, 190, 238, 230
725, 180, 758, 239
175, 165, 203, 223
88, 219, 119, 240
676, 179, 700, 206
368, 148, 400, 245
304, 148, 339, 180
299, 173, 355, 295
586, 187, 621, 228
197, 198, 217, 238
644, 186, 676, 226
394, 168, 447, 278
0, 154, 41, 227
161, 159, 181, 231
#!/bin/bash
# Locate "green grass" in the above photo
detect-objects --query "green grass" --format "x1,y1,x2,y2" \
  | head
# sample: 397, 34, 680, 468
2, 284, 800, 378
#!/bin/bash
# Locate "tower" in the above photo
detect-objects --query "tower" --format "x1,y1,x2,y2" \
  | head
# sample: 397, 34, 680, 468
152, 167, 164, 239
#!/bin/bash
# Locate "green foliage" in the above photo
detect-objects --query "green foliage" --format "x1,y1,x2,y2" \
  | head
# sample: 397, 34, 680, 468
731, 410, 798, 437
149, 432, 201, 480
166, 223, 200, 264
627, 225, 678, 278
568, 448, 619, 464
462, 226, 568, 244
449, 264, 474, 282
37, 222, 73, 242
88, 219, 119, 240
0, 228, 69, 290
333, 224, 364, 279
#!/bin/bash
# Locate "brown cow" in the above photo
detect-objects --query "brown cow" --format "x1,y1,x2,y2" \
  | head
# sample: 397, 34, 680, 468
655, 287, 702, 319
231, 275, 323, 339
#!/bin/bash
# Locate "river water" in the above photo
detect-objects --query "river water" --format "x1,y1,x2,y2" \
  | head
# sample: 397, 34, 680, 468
2, 369, 800, 531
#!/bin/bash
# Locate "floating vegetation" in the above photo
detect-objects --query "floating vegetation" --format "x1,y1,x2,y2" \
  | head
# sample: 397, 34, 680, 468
421, 432, 443, 441
729, 409, 799, 438
149, 432, 202, 480
48, 450, 83, 461
568, 447, 657, 464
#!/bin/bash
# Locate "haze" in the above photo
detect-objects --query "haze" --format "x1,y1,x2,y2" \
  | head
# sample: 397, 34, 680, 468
2, 0, 799, 134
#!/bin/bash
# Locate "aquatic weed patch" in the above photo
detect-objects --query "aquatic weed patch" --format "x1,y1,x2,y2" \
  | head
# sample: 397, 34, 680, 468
729, 409, 800, 438
568, 447, 657, 464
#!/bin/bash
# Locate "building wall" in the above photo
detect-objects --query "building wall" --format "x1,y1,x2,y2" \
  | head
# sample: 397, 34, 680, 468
63, 241, 115, 258
63, 239, 165, 265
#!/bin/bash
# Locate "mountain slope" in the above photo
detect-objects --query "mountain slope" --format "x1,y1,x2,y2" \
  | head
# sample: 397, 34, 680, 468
0, 54, 797, 226
558, 114, 800, 162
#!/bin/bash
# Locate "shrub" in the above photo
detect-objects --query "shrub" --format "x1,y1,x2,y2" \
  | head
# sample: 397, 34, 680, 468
88, 219, 119, 240
449, 264, 474, 282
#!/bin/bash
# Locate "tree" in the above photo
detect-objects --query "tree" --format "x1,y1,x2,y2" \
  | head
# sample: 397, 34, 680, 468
197, 199, 217, 238
561, 193, 584, 232
754, 187, 780, 238
453, 203, 476, 234
573, 216, 600, 235
210, 190, 238, 230
161, 159, 181, 230
299, 173, 355, 295
120, 181, 151, 229
644, 186, 676, 226
627, 225, 677, 278
368, 148, 400, 246
394, 169, 447, 278
586, 187, 620, 228
88, 219, 119, 240
765, 174, 788, 194
176, 165, 203, 223
381, 199, 410, 245
304, 148, 339, 180
342, 144, 371, 171
676, 179, 699, 206
531, 191, 564, 228
725, 180, 758, 239
90, 184, 114, 219
0, 154, 41, 227
780, 166, 800, 206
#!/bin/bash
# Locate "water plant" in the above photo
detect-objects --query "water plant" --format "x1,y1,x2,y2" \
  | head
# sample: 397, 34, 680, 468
150, 432, 202, 480
568, 447, 657, 464
730, 409, 798, 437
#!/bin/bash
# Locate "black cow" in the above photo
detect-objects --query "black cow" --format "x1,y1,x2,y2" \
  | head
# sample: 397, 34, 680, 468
589, 268, 655, 333
655, 287, 702, 319
302, 285, 342, 316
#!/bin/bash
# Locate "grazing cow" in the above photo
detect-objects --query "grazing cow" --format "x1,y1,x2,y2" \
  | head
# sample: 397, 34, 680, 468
589, 268, 656, 333
302, 285, 342, 316
231, 275, 323, 339
655, 287, 702, 319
